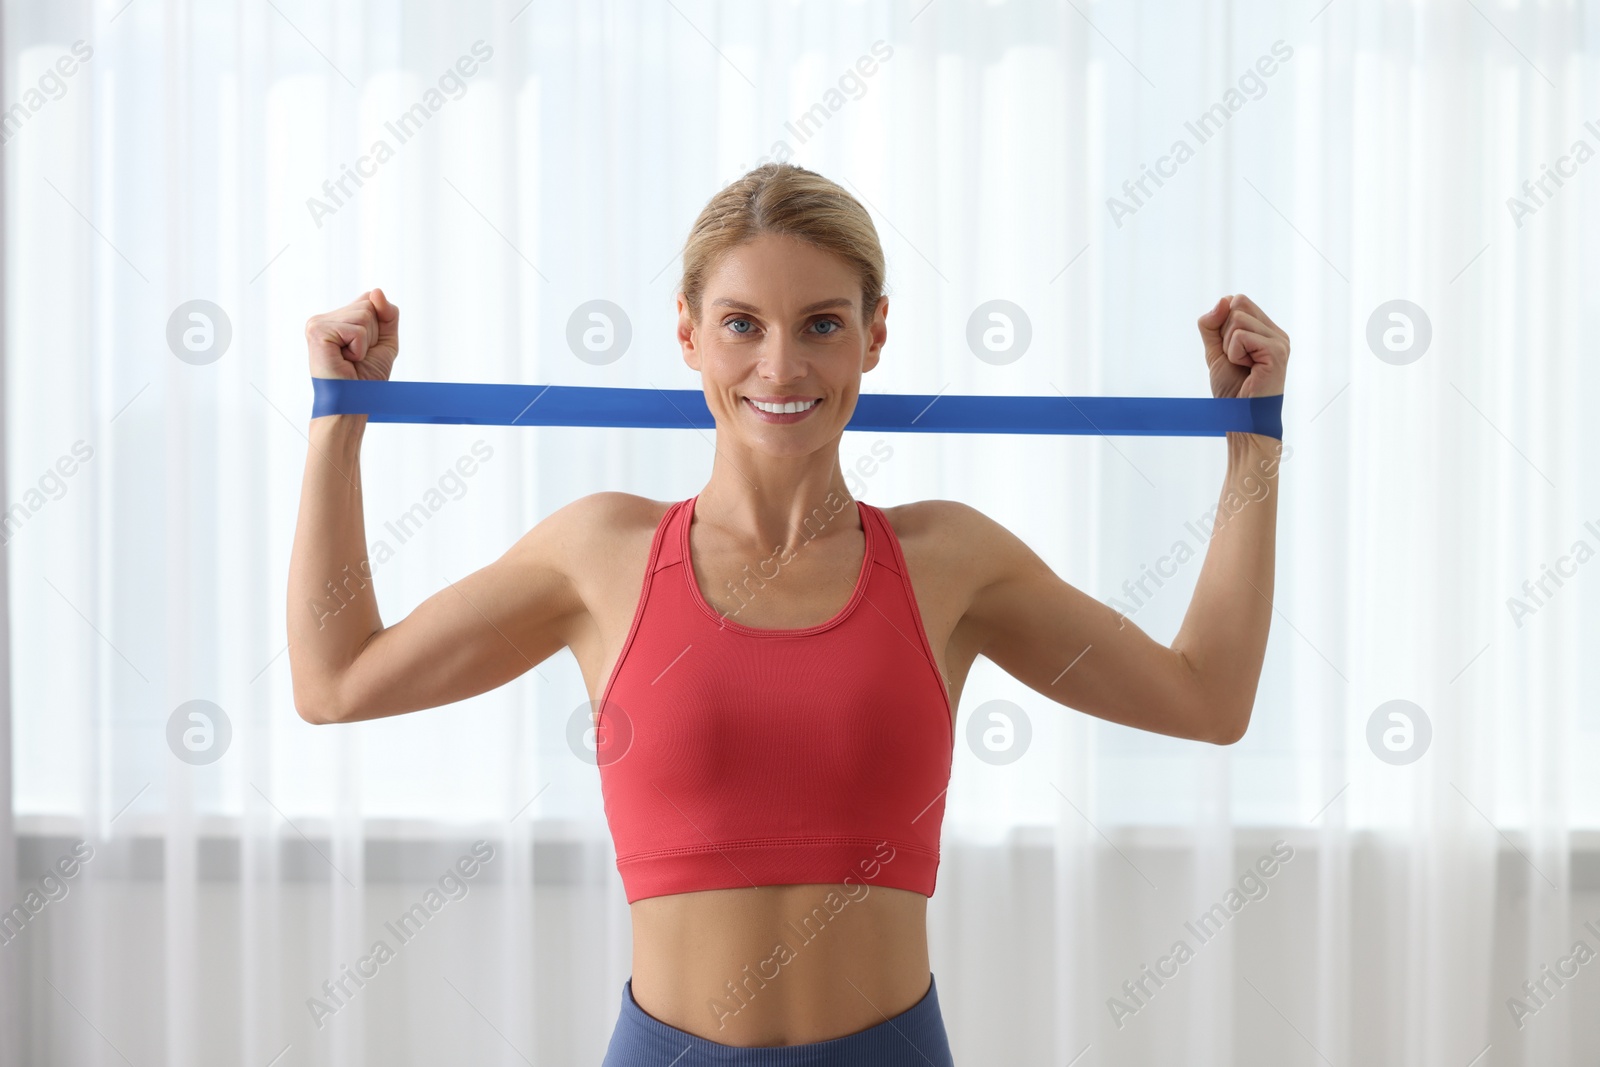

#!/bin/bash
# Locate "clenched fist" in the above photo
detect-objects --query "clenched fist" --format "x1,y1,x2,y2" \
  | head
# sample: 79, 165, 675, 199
305, 288, 400, 381
1198, 294, 1288, 400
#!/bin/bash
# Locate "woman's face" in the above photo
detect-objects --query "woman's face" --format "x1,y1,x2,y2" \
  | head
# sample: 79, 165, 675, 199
680, 232, 887, 455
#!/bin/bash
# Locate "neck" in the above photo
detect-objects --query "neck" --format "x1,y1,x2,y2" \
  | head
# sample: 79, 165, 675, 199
695, 444, 858, 553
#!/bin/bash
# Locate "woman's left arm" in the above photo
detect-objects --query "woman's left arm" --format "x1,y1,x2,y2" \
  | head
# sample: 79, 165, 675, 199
959, 293, 1288, 745
1168, 292, 1290, 741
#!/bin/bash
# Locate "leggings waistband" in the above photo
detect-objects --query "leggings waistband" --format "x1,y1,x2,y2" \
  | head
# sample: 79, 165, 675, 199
600, 972, 956, 1066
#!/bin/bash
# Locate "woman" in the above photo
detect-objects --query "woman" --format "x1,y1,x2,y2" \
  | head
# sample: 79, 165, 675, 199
288, 162, 1288, 1065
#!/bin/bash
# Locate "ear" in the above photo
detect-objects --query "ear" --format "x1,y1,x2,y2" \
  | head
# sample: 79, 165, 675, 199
862, 296, 888, 373
677, 294, 700, 372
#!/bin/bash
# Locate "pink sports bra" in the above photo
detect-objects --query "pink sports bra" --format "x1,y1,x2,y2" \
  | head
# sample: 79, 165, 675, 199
594, 494, 954, 904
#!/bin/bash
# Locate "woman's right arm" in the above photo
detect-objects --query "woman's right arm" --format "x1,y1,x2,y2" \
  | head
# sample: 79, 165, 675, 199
287, 289, 587, 724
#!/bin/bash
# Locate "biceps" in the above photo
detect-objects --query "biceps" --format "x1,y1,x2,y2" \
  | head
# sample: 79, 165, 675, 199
974, 564, 1210, 741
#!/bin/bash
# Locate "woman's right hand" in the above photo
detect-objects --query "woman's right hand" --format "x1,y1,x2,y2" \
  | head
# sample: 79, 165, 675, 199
305, 288, 400, 381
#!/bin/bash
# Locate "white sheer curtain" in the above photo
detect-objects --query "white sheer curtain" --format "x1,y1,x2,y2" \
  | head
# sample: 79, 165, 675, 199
4, 1, 1596, 1064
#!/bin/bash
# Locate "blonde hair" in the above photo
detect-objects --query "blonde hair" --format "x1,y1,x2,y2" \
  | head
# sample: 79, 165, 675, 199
677, 163, 887, 328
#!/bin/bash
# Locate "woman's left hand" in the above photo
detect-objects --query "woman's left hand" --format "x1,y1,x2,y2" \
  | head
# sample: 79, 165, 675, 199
1197, 293, 1289, 399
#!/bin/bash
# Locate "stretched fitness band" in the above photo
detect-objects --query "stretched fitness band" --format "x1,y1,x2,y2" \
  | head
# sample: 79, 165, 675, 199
311, 378, 1284, 439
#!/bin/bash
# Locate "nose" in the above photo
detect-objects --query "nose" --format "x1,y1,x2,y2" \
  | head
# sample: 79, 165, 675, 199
756, 333, 809, 385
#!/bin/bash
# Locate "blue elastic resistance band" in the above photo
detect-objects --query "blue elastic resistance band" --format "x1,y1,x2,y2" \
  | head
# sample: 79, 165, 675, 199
311, 378, 1283, 439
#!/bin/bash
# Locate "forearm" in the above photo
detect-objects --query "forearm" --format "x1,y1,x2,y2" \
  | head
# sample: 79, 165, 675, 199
1171, 431, 1285, 740
286, 413, 382, 718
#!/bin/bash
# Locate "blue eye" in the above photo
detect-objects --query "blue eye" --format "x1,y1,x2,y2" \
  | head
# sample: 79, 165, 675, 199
721, 316, 842, 336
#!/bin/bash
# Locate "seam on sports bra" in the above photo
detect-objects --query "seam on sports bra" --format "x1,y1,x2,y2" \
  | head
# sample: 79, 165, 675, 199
616, 835, 943, 862
864, 502, 956, 748
596, 499, 681, 720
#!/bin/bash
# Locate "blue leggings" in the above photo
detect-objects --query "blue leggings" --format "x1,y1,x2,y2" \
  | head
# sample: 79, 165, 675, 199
600, 972, 956, 1066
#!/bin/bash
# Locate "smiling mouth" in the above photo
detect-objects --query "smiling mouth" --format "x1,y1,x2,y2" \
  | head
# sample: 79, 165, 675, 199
744, 397, 820, 414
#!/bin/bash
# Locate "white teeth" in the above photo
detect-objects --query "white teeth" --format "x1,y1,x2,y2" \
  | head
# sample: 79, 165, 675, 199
750, 398, 817, 414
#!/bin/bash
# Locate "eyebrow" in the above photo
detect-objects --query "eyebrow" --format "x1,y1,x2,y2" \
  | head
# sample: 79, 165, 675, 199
709, 297, 855, 315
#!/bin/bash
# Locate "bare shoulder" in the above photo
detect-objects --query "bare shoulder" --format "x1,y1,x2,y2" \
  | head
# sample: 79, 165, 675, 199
529, 491, 672, 571
557, 490, 671, 533
872, 498, 1046, 676
495, 491, 671, 643
876, 498, 1029, 591
878, 497, 1017, 554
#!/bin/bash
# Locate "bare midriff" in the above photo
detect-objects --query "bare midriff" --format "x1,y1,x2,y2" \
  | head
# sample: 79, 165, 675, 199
627, 883, 932, 1046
